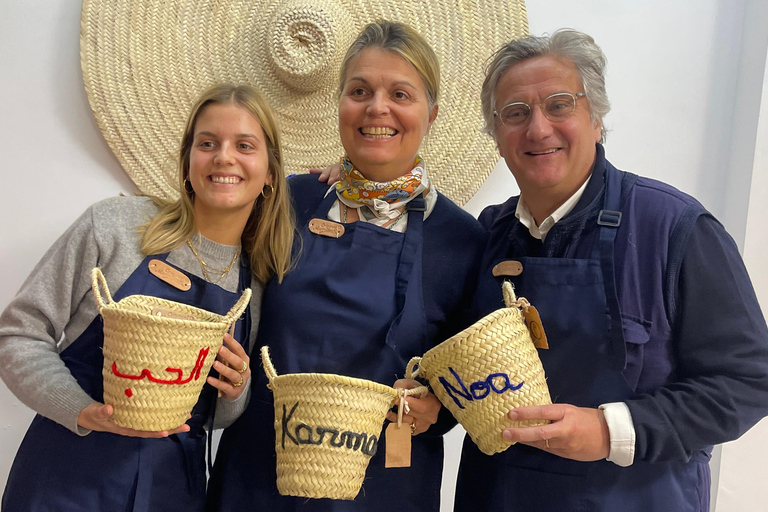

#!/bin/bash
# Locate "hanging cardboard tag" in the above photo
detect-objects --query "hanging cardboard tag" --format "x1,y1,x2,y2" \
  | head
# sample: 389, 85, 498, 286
385, 423, 412, 468
309, 218, 345, 238
148, 259, 191, 291
492, 260, 523, 277
523, 305, 549, 349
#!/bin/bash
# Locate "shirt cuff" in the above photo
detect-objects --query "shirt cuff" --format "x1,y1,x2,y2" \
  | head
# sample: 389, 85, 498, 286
599, 402, 635, 467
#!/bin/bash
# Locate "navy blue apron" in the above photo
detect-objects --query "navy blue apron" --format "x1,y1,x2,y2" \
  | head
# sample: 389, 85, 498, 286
3, 253, 250, 512
209, 192, 444, 512
455, 167, 709, 512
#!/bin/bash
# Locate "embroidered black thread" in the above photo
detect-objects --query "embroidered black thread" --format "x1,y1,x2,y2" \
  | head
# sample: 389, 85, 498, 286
281, 401, 378, 456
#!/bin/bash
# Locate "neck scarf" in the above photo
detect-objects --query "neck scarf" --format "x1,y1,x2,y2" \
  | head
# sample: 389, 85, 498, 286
335, 156, 428, 220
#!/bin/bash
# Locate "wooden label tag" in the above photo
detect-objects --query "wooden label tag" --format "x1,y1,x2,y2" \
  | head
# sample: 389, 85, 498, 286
523, 305, 549, 349
150, 307, 197, 322
148, 259, 191, 291
385, 422, 412, 468
308, 218, 345, 238
492, 260, 523, 277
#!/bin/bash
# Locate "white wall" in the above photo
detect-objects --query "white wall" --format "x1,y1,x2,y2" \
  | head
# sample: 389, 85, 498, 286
716, 24, 768, 511
1, 1, 766, 510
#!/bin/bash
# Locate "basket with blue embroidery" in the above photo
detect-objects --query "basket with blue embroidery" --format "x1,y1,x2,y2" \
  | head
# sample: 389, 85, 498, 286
260, 346, 427, 500
406, 281, 551, 455
91, 267, 251, 431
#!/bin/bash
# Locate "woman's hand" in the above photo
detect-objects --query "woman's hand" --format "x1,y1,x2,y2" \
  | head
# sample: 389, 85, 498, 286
309, 163, 342, 185
385, 378, 441, 435
77, 402, 191, 437
207, 333, 251, 400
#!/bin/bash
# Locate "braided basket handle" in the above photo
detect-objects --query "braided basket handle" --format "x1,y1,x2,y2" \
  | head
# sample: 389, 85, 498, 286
260, 345, 278, 382
405, 356, 422, 379
223, 288, 252, 325
502, 281, 518, 308
90, 267, 114, 309
391, 384, 430, 412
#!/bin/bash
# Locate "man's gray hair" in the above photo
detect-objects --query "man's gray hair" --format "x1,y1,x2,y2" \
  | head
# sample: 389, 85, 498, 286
480, 29, 610, 143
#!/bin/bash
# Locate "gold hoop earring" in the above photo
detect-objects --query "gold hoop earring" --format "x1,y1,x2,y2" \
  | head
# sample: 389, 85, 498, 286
183, 179, 194, 195
261, 184, 274, 198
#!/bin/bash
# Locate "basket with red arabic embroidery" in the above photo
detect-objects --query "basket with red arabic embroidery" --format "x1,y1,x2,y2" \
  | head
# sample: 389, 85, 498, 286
260, 346, 427, 500
91, 267, 251, 431
406, 281, 551, 455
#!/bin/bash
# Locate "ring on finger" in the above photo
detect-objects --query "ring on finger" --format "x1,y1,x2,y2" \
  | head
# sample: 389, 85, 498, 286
232, 375, 244, 388
238, 360, 248, 374
545, 439, 550, 449
410, 420, 417, 436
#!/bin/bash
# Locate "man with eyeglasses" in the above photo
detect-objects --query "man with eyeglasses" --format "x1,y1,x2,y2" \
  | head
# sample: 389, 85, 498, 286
454, 29, 768, 512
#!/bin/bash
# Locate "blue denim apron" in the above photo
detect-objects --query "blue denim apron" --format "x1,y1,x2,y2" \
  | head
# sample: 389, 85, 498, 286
3, 254, 250, 512
454, 166, 709, 511
209, 192, 444, 512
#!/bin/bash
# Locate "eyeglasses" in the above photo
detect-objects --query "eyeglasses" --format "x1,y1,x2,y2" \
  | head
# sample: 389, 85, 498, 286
494, 92, 586, 128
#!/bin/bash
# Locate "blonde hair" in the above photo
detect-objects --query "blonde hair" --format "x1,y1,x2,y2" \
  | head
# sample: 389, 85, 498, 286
338, 20, 440, 109
140, 84, 295, 283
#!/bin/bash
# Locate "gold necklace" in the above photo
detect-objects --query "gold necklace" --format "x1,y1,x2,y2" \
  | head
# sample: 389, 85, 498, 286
186, 238, 241, 284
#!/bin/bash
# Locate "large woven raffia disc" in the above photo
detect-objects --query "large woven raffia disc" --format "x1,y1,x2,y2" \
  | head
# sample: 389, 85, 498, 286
80, 0, 528, 204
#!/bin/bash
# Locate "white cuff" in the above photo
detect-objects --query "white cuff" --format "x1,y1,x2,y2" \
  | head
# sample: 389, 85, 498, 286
599, 402, 635, 467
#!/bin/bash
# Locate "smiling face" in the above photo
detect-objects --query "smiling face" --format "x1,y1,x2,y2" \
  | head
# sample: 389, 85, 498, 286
187, 102, 271, 222
338, 47, 438, 182
494, 55, 601, 206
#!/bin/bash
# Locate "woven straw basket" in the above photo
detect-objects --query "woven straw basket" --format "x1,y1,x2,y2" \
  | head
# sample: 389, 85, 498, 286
261, 346, 427, 500
406, 282, 551, 455
92, 267, 251, 431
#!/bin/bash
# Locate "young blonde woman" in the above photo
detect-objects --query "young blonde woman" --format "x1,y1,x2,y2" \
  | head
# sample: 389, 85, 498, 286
208, 21, 485, 512
0, 84, 293, 512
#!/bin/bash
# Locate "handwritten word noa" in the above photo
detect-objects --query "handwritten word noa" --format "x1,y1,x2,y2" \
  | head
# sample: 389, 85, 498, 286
438, 367, 524, 409
281, 402, 378, 456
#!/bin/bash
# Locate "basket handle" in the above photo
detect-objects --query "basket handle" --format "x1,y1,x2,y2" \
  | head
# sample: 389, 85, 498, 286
223, 288, 252, 325
502, 281, 531, 311
399, 385, 429, 399
502, 281, 517, 308
90, 267, 114, 309
405, 356, 422, 379
260, 346, 278, 382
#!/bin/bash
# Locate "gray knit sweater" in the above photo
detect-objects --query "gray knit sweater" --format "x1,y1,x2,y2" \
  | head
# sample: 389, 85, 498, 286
0, 196, 263, 435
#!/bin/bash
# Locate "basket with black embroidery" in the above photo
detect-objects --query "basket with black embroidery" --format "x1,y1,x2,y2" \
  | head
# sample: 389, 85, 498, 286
260, 346, 427, 500
91, 267, 251, 431
406, 281, 551, 455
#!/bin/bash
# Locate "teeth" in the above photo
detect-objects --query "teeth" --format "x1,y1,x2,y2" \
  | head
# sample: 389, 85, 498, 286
530, 149, 559, 155
361, 127, 396, 137
211, 176, 241, 184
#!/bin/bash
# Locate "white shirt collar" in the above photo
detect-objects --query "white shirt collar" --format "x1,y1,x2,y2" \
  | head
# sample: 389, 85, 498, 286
515, 174, 592, 241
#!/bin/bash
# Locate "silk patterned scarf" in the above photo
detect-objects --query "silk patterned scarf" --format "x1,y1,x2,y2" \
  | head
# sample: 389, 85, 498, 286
335, 155, 428, 220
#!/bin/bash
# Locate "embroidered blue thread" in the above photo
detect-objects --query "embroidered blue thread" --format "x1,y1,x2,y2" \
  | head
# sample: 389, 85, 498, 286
438, 367, 524, 409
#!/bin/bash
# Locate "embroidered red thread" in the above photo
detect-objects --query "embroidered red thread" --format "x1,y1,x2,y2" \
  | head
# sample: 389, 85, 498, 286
112, 347, 210, 385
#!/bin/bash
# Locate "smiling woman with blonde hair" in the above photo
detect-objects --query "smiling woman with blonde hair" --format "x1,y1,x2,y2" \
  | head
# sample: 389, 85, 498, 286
0, 83, 293, 512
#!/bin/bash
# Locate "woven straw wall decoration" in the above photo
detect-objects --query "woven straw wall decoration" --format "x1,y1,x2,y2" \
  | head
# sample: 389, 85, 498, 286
80, 0, 528, 205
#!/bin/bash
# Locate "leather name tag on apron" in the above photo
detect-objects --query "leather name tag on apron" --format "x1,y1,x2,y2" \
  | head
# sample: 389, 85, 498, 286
150, 307, 197, 321
309, 218, 345, 238
492, 260, 523, 277
148, 259, 191, 291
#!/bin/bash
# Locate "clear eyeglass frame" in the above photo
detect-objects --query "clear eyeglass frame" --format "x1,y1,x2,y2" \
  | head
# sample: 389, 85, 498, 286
494, 92, 586, 128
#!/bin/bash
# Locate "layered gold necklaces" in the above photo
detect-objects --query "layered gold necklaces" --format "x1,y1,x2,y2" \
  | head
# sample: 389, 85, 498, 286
186, 238, 241, 284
